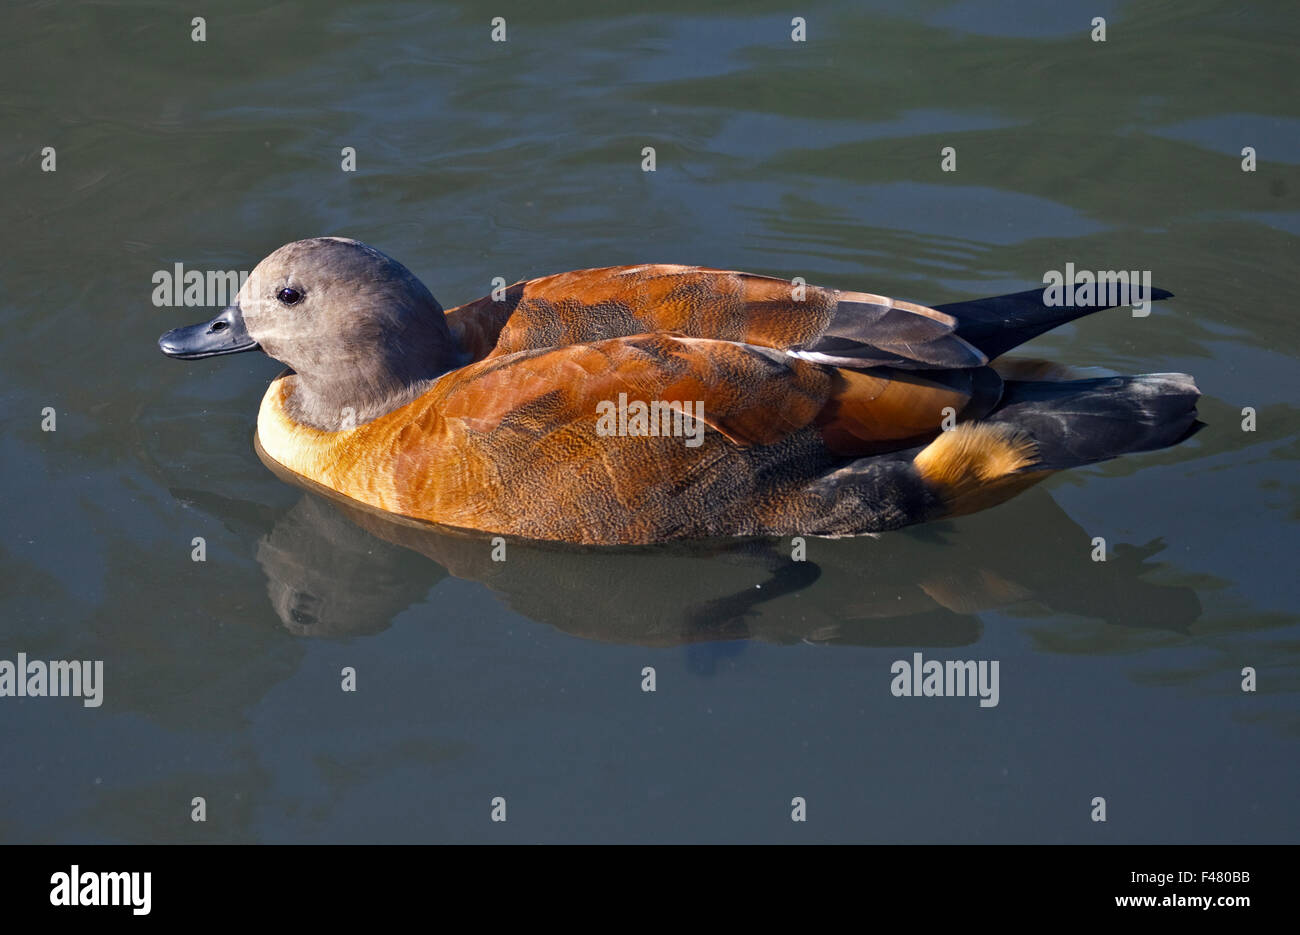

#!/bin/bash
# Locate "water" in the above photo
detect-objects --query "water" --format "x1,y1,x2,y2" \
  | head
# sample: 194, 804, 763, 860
1, 0, 1296, 843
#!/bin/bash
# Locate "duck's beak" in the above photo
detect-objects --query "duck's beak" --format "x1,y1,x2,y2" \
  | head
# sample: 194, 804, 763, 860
158, 303, 260, 359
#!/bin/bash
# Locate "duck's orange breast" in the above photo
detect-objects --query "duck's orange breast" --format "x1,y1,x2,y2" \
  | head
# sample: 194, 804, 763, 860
255, 375, 489, 530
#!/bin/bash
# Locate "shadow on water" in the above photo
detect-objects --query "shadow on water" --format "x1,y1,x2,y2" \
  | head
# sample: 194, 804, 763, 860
164, 442, 1205, 649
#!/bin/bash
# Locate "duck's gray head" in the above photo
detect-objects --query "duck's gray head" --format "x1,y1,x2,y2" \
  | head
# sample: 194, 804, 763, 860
159, 238, 459, 426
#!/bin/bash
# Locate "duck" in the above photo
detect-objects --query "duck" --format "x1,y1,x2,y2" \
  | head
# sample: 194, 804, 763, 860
158, 237, 1201, 545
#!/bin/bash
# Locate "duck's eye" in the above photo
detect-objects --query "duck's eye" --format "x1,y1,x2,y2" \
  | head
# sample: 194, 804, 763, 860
276, 287, 303, 305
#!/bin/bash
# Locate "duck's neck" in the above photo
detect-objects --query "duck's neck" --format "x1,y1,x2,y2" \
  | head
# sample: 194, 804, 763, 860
284, 319, 461, 431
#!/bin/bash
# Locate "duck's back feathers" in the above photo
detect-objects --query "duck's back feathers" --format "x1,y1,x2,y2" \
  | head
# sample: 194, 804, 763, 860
444, 265, 984, 371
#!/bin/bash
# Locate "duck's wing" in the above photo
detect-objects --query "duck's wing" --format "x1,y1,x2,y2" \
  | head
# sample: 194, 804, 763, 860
443, 265, 986, 370
435, 333, 990, 455
438, 332, 828, 448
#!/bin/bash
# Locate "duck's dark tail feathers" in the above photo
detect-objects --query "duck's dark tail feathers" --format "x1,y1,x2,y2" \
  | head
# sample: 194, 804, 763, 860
984, 373, 1202, 470
907, 372, 1201, 520
934, 285, 1174, 360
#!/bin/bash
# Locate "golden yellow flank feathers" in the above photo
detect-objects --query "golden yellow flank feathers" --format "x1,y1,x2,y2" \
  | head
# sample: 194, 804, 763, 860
915, 422, 1037, 488
914, 423, 1044, 518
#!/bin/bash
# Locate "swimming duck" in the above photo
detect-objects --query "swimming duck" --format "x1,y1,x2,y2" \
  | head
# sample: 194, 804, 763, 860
158, 237, 1200, 545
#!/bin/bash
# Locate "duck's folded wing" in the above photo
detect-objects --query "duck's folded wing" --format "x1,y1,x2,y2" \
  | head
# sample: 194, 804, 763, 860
436, 333, 989, 453
444, 265, 986, 370
438, 332, 831, 448
384, 334, 994, 540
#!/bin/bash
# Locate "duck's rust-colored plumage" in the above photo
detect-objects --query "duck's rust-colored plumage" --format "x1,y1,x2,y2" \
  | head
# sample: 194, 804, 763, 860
258, 329, 968, 543
161, 239, 1201, 545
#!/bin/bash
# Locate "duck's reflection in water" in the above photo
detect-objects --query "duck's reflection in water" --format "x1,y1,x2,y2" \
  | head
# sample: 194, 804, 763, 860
247, 452, 1201, 647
